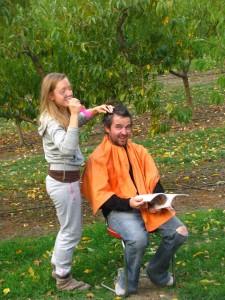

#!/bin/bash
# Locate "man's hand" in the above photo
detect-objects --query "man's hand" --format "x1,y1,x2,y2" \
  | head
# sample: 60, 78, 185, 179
129, 196, 162, 212
129, 197, 145, 209
148, 207, 160, 213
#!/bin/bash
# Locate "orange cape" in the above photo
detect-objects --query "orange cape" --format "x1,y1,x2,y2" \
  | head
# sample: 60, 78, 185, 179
81, 135, 175, 231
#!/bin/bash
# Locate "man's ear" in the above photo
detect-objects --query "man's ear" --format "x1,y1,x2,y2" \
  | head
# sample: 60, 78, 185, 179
104, 126, 110, 134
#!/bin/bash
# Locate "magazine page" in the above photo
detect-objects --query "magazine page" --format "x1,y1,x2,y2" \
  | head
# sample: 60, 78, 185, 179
135, 193, 188, 209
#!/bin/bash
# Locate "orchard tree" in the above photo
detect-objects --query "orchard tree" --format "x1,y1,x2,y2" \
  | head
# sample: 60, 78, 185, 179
0, 0, 41, 144
0, 0, 155, 133
0, 55, 40, 144
21, 0, 151, 106
165, 0, 225, 106
204, 0, 225, 104
114, 0, 224, 107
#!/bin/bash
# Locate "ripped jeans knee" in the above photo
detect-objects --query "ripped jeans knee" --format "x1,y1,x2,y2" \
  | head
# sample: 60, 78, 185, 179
176, 225, 188, 236
175, 225, 188, 246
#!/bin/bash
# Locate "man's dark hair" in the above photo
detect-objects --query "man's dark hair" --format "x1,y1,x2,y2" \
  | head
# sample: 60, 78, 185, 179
103, 103, 132, 128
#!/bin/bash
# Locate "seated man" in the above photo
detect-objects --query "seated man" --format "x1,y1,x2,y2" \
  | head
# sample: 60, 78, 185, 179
81, 104, 188, 296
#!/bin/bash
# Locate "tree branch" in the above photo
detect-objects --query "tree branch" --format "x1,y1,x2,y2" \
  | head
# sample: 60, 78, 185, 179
18, 114, 36, 124
169, 70, 186, 79
117, 8, 129, 55
23, 45, 45, 78
116, 8, 148, 67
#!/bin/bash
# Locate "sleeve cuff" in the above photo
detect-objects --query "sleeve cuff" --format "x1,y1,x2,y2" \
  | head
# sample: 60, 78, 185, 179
67, 127, 79, 132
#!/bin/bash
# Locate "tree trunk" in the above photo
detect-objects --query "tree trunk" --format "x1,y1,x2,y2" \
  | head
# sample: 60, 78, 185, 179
169, 70, 193, 107
182, 73, 193, 107
15, 119, 25, 146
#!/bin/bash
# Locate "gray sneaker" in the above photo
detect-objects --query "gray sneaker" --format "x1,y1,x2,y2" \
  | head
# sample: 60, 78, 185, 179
115, 268, 126, 296
146, 268, 174, 287
165, 274, 174, 286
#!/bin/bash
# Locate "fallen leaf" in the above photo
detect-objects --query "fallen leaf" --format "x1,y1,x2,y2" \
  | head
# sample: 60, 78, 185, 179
82, 236, 91, 241
3, 288, 10, 295
200, 279, 217, 285
46, 290, 54, 296
193, 251, 208, 258
84, 269, 93, 274
28, 267, 35, 278
86, 292, 94, 298
203, 223, 210, 231
87, 247, 94, 252
33, 259, 41, 266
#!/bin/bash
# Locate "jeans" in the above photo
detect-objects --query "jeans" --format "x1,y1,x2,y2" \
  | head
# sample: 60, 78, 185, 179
46, 175, 82, 277
107, 210, 188, 292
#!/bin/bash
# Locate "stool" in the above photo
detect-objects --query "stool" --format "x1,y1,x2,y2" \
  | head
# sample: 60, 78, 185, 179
101, 226, 128, 296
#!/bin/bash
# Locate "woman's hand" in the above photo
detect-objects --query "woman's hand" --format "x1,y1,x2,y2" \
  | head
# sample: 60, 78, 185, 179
68, 98, 82, 128
68, 98, 82, 115
90, 104, 114, 115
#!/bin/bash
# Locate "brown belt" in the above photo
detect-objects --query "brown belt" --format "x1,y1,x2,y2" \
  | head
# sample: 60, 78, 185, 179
48, 169, 80, 183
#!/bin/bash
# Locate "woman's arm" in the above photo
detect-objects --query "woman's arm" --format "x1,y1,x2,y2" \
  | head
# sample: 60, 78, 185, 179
79, 104, 114, 126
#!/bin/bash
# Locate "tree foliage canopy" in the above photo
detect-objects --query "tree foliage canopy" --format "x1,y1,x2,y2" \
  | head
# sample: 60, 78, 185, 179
0, 0, 224, 138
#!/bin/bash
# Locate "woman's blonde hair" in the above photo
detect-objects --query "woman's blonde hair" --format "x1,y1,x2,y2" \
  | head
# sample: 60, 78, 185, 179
39, 72, 70, 128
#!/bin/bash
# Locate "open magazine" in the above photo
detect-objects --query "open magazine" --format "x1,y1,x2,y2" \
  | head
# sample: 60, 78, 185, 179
135, 193, 189, 209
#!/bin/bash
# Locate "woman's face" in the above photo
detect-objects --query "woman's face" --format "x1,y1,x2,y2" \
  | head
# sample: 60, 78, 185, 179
50, 77, 73, 107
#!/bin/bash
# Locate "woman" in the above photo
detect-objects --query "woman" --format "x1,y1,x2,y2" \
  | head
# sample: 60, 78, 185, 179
38, 72, 112, 291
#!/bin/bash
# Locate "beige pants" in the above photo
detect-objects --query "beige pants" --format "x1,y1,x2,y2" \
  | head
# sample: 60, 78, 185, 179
46, 175, 82, 277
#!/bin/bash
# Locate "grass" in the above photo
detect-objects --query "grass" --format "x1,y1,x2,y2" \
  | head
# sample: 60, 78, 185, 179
141, 126, 225, 169
0, 222, 121, 299
0, 155, 46, 188
176, 209, 225, 299
1, 209, 225, 299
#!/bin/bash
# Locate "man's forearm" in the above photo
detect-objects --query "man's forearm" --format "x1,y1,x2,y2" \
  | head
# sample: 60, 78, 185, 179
101, 194, 131, 211
101, 181, 164, 218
